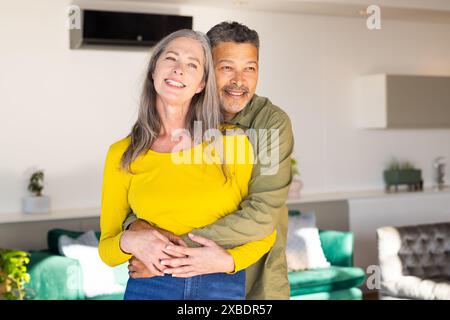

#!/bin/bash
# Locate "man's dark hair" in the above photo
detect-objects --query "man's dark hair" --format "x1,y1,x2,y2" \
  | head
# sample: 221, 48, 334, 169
207, 21, 259, 50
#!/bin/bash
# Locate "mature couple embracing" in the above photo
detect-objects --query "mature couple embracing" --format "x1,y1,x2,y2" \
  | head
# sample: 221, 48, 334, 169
98, 21, 294, 300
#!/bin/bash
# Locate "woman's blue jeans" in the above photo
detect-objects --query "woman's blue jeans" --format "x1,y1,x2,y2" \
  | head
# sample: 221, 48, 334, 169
124, 270, 246, 300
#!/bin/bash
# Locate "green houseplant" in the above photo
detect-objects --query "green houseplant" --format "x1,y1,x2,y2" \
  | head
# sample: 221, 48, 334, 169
28, 171, 44, 196
291, 158, 300, 177
288, 157, 303, 199
384, 159, 423, 192
22, 170, 50, 214
0, 249, 30, 300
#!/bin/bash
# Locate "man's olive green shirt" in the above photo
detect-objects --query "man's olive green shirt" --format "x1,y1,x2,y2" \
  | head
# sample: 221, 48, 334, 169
123, 94, 294, 299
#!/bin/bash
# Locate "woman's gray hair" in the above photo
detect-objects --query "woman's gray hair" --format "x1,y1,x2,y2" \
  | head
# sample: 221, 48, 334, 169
121, 29, 222, 172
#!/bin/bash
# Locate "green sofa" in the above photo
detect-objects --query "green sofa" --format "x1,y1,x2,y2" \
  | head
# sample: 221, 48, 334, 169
25, 229, 127, 300
289, 230, 365, 300
25, 228, 365, 300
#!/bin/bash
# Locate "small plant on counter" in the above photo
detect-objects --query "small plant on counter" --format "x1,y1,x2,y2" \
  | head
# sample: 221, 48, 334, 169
28, 171, 44, 196
387, 159, 416, 171
23, 170, 50, 214
400, 162, 415, 170
384, 159, 422, 192
387, 159, 400, 171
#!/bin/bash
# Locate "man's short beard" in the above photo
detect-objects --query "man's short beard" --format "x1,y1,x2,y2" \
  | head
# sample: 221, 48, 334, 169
220, 101, 247, 115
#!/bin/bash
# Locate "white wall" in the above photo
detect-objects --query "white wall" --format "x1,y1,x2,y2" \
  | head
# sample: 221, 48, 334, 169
1, 0, 450, 214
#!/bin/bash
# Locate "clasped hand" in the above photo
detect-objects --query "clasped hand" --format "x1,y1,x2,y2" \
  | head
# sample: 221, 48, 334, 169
123, 221, 235, 278
160, 233, 235, 277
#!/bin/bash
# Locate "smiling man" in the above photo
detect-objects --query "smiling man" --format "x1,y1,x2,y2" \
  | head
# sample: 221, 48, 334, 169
213, 40, 258, 120
123, 21, 294, 299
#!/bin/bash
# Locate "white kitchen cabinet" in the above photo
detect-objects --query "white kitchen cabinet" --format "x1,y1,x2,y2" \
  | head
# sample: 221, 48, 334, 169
357, 74, 450, 128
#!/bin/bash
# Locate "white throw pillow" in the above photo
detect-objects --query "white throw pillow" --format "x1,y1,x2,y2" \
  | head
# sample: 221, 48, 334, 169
58, 231, 125, 298
58, 230, 99, 253
286, 211, 331, 271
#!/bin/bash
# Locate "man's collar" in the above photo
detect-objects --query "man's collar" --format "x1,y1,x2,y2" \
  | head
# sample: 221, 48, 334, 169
225, 94, 262, 128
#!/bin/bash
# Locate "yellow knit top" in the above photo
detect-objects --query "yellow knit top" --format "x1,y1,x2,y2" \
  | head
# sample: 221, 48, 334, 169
98, 133, 276, 273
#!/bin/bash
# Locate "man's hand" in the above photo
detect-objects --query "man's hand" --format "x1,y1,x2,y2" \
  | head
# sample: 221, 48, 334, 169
127, 219, 153, 231
160, 233, 235, 278
128, 219, 188, 247
128, 256, 157, 279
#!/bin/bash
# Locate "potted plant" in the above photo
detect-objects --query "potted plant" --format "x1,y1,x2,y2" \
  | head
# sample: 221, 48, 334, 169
0, 249, 31, 300
22, 170, 51, 214
384, 159, 423, 192
288, 157, 303, 199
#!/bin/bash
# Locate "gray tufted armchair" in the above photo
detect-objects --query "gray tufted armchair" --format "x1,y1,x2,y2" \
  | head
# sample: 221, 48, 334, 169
377, 222, 450, 300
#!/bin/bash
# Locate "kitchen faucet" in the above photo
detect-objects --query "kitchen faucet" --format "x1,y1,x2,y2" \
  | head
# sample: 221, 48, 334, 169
433, 157, 446, 190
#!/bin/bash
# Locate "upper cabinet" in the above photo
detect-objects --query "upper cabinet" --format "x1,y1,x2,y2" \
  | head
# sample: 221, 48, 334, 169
357, 74, 450, 129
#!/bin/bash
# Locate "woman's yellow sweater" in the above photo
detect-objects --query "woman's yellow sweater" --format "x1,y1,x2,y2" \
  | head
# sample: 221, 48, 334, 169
98, 134, 276, 273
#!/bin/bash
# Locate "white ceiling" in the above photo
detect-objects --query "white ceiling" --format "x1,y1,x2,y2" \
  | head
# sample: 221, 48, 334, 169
101, 0, 450, 22
111, 0, 450, 12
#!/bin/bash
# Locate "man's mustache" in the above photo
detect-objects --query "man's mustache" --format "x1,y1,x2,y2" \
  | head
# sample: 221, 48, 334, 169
223, 85, 249, 94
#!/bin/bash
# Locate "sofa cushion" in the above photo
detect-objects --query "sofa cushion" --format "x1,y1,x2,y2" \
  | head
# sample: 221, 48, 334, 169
289, 266, 365, 296
58, 230, 99, 255
46, 229, 128, 298
286, 211, 330, 271
25, 250, 84, 300
48, 229, 100, 255
59, 236, 125, 298
382, 276, 450, 300
319, 230, 354, 267
397, 223, 450, 278
378, 222, 450, 300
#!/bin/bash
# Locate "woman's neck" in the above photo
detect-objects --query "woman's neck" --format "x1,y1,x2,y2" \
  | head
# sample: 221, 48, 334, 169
155, 96, 190, 138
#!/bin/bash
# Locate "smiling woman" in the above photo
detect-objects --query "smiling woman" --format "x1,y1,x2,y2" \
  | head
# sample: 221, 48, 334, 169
98, 29, 277, 300
119, 30, 220, 165
152, 37, 206, 109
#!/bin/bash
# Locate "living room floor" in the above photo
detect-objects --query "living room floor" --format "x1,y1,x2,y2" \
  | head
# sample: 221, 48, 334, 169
363, 292, 379, 300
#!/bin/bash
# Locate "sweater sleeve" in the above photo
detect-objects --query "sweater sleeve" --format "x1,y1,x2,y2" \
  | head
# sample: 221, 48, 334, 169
223, 134, 277, 273
98, 139, 133, 267
226, 230, 277, 273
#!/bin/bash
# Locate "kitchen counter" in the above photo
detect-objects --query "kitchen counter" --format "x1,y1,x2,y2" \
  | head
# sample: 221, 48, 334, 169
287, 186, 450, 205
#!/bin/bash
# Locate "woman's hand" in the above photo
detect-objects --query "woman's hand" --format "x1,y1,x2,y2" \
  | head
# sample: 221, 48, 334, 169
120, 229, 175, 276
160, 233, 235, 277
120, 229, 169, 276
121, 219, 188, 277
156, 228, 188, 248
